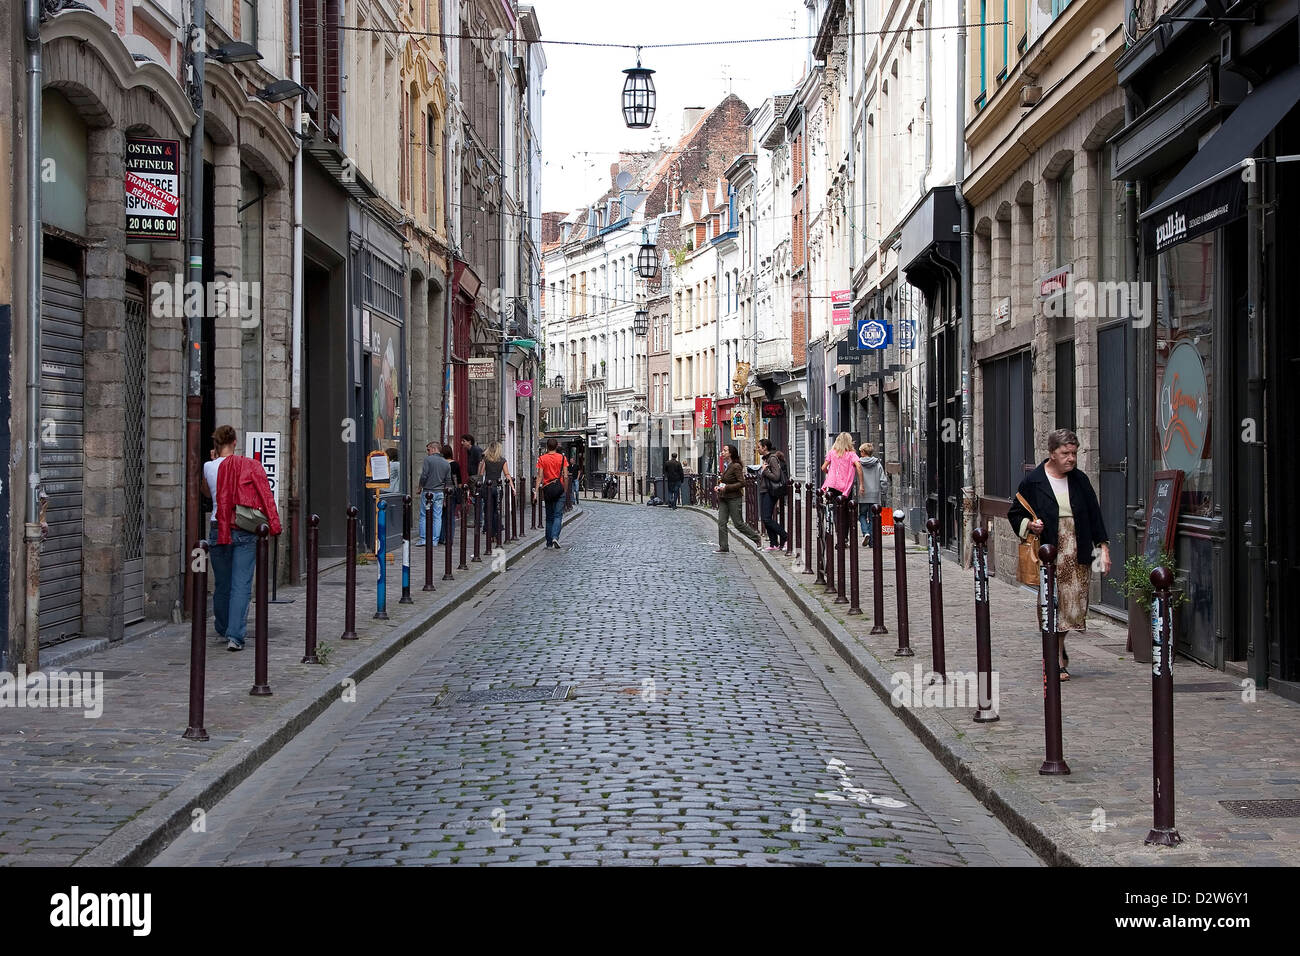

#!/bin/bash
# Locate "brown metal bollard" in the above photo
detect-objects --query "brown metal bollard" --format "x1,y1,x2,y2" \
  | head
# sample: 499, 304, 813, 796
443, 493, 455, 580
1038, 542, 1069, 774
834, 496, 848, 605
341, 506, 358, 640
926, 518, 947, 681
870, 504, 888, 634
893, 510, 913, 656
848, 497, 862, 615
1146, 566, 1181, 846
183, 540, 209, 740
484, 479, 494, 558
459, 486, 469, 569
251, 524, 272, 696
804, 483, 814, 575
472, 484, 482, 562
815, 489, 826, 584
423, 493, 436, 591
972, 527, 997, 721
303, 515, 320, 664
785, 480, 794, 556
400, 495, 413, 604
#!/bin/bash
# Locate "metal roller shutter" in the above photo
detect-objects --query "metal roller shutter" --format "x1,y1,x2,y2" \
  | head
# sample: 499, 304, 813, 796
39, 256, 85, 646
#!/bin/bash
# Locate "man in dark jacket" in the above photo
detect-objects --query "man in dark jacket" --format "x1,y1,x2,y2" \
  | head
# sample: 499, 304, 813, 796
714, 444, 762, 553
757, 439, 788, 550
664, 453, 685, 509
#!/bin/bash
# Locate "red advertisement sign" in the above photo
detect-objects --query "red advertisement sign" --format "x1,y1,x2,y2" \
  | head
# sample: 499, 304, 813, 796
694, 397, 713, 429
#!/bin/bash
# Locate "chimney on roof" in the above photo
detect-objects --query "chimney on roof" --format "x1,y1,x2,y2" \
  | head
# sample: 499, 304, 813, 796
681, 107, 707, 135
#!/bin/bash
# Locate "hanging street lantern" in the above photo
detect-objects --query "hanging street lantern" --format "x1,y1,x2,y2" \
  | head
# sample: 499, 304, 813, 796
622, 50, 656, 129
637, 225, 659, 279
633, 309, 650, 338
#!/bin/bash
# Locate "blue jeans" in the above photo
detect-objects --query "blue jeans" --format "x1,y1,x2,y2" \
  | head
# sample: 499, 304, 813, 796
667, 482, 680, 508
859, 502, 877, 541
210, 525, 257, 645
418, 491, 444, 544
545, 496, 564, 543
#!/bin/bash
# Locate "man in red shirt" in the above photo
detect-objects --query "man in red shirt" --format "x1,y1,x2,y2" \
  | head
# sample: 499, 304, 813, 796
536, 437, 569, 549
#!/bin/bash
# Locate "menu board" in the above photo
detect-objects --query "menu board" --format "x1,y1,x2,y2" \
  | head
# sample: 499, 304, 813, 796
1143, 470, 1184, 560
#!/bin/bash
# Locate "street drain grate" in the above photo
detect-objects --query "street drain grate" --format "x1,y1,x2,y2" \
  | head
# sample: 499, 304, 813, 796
1218, 799, 1300, 819
1174, 683, 1241, 693
438, 684, 574, 706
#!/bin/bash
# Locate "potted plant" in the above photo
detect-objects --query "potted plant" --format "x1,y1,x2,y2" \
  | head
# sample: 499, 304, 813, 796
1109, 548, 1185, 664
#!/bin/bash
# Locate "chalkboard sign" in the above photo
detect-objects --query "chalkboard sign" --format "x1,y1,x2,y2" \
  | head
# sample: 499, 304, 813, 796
1143, 470, 1184, 559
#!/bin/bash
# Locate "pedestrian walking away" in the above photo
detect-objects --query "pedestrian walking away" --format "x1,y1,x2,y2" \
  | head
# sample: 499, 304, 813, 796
461, 434, 484, 527
209, 424, 282, 651
857, 442, 887, 546
418, 442, 452, 547
758, 438, 789, 550
439, 443, 463, 546
536, 437, 568, 548
566, 450, 582, 509
664, 453, 685, 509
714, 444, 762, 552
478, 440, 515, 543
1007, 428, 1111, 680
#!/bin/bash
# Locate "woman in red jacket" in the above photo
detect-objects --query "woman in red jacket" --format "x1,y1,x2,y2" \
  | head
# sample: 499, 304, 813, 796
208, 425, 281, 651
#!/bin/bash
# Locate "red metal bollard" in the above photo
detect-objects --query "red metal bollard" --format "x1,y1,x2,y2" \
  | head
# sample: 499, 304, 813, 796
183, 540, 209, 740
302, 515, 320, 664
893, 510, 913, 656
848, 498, 862, 615
423, 493, 436, 591
1038, 542, 1069, 774
1146, 566, 1181, 846
926, 518, 947, 682
251, 524, 272, 696
972, 526, 998, 722
342, 506, 358, 640
870, 504, 888, 634
458, 486, 469, 570
815, 489, 826, 585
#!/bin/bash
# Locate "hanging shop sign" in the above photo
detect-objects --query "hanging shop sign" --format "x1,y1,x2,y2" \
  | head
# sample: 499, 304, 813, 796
1157, 341, 1209, 475
515, 379, 534, 398
857, 318, 891, 350
694, 396, 714, 429
832, 289, 852, 326
468, 357, 494, 381
124, 137, 181, 240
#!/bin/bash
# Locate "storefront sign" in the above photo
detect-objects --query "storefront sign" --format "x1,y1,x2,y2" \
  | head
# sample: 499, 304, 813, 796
857, 318, 891, 350
732, 408, 747, 438
761, 402, 785, 418
1142, 170, 1246, 255
124, 137, 180, 240
1157, 341, 1209, 474
468, 358, 494, 381
694, 397, 714, 429
832, 289, 852, 326
996, 297, 1011, 322
835, 340, 863, 364
246, 432, 281, 505
538, 386, 561, 408
1039, 266, 1071, 299
898, 318, 917, 349
515, 379, 534, 397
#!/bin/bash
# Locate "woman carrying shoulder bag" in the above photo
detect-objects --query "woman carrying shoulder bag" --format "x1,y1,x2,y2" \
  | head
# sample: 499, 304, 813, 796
1007, 428, 1110, 680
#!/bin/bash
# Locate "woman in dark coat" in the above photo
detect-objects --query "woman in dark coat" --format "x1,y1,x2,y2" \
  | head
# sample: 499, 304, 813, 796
1007, 428, 1111, 680
438, 443, 463, 546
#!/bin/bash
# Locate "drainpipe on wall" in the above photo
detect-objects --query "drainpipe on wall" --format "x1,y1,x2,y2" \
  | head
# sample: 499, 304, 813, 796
288, 0, 304, 583
23, 0, 43, 669
955, 0, 975, 565
919, 0, 932, 198
184, 0, 208, 617
1245, 167, 1267, 685
1122, 1, 1142, 627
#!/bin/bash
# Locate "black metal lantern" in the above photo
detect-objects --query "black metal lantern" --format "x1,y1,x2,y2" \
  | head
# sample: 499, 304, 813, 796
634, 309, 650, 337
554, 374, 564, 391
622, 52, 656, 129
636, 226, 659, 279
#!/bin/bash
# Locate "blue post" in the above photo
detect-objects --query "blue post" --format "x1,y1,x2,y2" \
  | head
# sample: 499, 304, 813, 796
375, 498, 388, 620
400, 494, 413, 604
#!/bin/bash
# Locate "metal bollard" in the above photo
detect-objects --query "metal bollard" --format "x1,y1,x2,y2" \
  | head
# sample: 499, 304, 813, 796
251, 524, 272, 696
342, 506, 358, 640
1146, 566, 1181, 846
893, 510, 913, 656
484, 480, 495, 557
786, 480, 794, 556
423, 493, 436, 592
303, 515, 320, 664
972, 527, 998, 722
834, 496, 848, 605
400, 495, 413, 604
183, 540, 209, 740
848, 498, 862, 615
815, 489, 826, 584
374, 499, 389, 621
926, 518, 947, 682
472, 484, 482, 563
794, 482, 802, 557
443, 494, 454, 581
803, 483, 813, 575
870, 504, 888, 634
823, 494, 836, 594
458, 486, 469, 570
1038, 542, 1069, 774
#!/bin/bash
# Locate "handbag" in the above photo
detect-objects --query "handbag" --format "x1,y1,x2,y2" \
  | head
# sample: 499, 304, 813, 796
1015, 492, 1041, 587
234, 503, 269, 534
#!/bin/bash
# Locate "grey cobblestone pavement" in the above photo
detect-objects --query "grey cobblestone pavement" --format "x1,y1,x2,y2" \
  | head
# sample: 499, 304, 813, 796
155, 500, 1039, 866
719, 498, 1300, 867
0, 505, 561, 866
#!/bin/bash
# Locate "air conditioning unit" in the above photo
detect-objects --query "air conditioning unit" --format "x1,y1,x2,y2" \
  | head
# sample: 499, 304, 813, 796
1020, 86, 1042, 108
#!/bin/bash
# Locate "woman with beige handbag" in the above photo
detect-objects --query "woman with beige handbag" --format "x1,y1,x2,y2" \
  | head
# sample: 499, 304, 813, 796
1007, 429, 1110, 680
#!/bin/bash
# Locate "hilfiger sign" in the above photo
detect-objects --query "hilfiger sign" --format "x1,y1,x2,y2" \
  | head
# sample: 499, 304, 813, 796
125, 137, 180, 240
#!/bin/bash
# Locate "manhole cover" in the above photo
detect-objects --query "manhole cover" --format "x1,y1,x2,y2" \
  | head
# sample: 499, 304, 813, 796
439, 684, 574, 706
1175, 683, 1241, 693
1219, 799, 1300, 819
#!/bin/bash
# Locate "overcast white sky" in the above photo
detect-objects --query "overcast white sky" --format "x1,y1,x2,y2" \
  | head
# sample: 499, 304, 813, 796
526, 0, 810, 214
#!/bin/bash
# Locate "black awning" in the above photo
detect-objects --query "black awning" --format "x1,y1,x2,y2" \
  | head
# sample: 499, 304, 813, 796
1140, 63, 1300, 255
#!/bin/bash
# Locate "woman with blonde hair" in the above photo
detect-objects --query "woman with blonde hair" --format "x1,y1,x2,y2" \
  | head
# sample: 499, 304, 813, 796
821, 432, 864, 499
478, 440, 514, 543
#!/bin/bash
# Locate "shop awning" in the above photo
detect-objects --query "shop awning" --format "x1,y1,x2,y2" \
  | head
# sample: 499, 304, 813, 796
1140, 63, 1300, 255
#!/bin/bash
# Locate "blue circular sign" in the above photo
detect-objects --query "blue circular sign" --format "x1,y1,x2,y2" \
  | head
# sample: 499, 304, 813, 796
859, 319, 888, 349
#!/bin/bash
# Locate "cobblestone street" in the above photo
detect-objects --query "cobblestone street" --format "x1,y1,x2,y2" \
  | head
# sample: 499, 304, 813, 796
154, 502, 1037, 866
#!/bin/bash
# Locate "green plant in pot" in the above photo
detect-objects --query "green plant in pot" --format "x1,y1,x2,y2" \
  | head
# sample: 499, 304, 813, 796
1109, 548, 1187, 613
